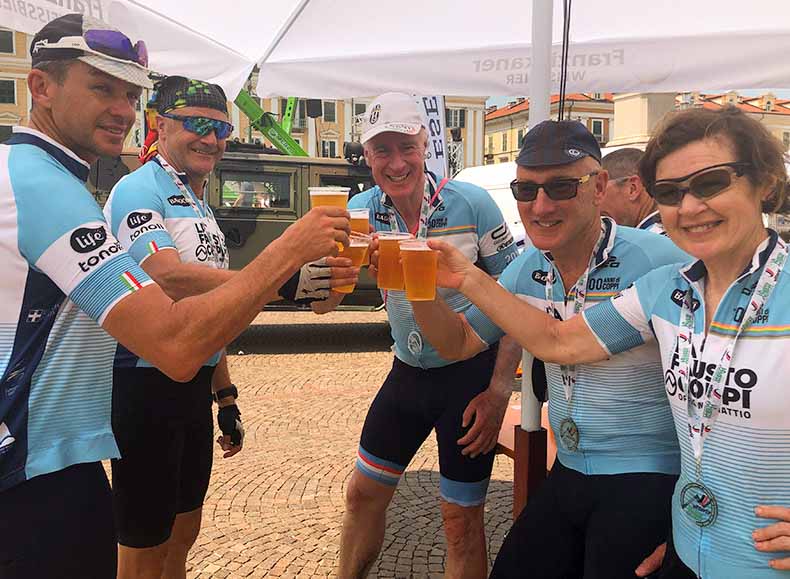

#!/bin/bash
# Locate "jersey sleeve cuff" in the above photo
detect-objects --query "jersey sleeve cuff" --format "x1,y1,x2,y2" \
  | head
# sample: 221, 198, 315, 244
582, 301, 644, 356
462, 306, 504, 347
128, 230, 177, 264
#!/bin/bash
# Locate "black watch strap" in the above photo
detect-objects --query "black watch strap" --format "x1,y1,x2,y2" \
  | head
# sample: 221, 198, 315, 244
213, 385, 238, 402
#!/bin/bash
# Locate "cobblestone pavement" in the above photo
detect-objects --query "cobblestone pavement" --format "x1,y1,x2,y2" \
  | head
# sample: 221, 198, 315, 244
187, 310, 517, 578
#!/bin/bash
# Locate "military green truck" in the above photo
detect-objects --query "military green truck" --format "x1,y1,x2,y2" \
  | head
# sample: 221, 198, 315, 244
89, 144, 380, 309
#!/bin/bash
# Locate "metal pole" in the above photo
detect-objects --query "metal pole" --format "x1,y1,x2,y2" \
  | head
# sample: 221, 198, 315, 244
521, 0, 554, 433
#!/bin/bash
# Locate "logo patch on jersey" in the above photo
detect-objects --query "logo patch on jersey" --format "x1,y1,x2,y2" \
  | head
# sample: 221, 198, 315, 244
374, 211, 391, 224
532, 270, 549, 285
601, 254, 620, 268
429, 216, 448, 229
129, 223, 166, 243
167, 194, 190, 207
587, 276, 621, 291
671, 289, 701, 311
127, 211, 153, 229
665, 340, 758, 419
70, 226, 107, 253
120, 271, 144, 292
79, 241, 122, 272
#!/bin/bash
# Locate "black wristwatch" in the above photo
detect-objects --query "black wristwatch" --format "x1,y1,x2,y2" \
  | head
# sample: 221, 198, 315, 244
213, 385, 238, 402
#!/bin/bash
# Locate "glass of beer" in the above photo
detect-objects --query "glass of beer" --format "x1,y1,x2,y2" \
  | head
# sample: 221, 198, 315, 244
376, 232, 412, 290
334, 236, 370, 294
309, 187, 350, 250
399, 240, 438, 301
349, 209, 371, 264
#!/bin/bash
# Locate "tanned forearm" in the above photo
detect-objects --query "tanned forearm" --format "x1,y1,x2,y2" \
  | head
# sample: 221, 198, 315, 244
460, 267, 607, 365
488, 335, 522, 397
151, 261, 236, 301
411, 298, 485, 361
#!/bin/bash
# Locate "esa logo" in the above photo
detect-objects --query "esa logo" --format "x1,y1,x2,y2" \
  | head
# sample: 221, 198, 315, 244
127, 212, 153, 229
70, 226, 107, 253
532, 270, 549, 285
671, 289, 701, 311
168, 195, 190, 207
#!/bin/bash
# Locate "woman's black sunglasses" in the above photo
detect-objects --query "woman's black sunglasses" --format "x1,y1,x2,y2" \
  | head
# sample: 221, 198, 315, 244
648, 162, 752, 206
509, 172, 598, 202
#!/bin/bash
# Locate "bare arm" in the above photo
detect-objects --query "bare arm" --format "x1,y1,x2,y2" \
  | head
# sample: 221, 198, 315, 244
411, 298, 488, 361
427, 239, 609, 365
211, 352, 232, 398
141, 249, 236, 301
488, 335, 523, 398
103, 206, 350, 382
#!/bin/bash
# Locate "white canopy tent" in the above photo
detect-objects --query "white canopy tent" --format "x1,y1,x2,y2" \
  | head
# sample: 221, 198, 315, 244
5, 0, 790, 100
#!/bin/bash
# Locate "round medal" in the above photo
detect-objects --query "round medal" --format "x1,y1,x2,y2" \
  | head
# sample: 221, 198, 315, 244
407, 330, 423, 356
680, 481, 718, 527
558, 418, 580, 452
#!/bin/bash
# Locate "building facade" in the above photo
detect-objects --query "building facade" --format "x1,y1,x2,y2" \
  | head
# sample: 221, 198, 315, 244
483, 93, 614, 164
0, 28, 31, 143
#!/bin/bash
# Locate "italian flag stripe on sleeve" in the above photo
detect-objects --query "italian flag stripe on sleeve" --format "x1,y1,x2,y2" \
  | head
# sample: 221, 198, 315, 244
147, 241, 159, 255
120, 271, 144, 292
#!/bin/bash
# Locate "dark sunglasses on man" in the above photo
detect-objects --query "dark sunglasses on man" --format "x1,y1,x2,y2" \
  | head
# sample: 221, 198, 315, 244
33, 30, 148, 67
160, 112, 234, 140
510, 172, 598, 202
648, 162, 751, 206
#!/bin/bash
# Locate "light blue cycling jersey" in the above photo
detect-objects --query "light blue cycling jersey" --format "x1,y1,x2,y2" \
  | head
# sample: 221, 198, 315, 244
348, 174, 518, 368
0, 127, 153, 491
637, 210, 666, 235
466, 218, 688, 475
104, 157, 228, 368
584, 230, 790, 579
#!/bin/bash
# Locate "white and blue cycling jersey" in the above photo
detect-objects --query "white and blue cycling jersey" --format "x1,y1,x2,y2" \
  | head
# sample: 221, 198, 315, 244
348, 174, 518, 369
0, 127, 154, 491
638, 210, 666, 235
584, 230, 790, 579
104, 156, 228, 368
466, 219, 689, 475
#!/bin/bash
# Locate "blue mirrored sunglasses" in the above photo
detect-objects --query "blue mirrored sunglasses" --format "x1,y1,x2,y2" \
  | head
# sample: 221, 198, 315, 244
161, 112, 234, 139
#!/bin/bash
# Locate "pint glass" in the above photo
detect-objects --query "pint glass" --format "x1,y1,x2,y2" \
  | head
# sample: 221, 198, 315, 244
349, 208, 371, 265
309, 187, 350, 250
399, 240, 438, 301
376, 232, 412, 290
334, 237, 370, 294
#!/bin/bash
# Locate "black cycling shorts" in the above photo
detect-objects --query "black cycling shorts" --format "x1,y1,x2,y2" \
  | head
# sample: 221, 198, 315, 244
491, 460, 677, 579
111, 365, 215, 548
356, 346, 498, 507
0, 462, 116, 579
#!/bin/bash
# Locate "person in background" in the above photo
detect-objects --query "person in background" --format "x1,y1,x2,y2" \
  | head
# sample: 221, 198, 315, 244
601, 147, 665, 234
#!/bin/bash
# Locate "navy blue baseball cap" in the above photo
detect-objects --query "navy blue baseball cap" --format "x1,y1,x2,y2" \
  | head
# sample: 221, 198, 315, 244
516, 120, 602, 167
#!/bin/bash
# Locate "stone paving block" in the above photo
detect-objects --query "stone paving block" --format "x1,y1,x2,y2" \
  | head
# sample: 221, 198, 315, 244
184, 312, 517, 577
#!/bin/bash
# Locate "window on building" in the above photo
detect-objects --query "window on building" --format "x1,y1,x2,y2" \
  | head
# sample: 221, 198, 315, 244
354, 102, 367, 116
0, 80, 15, 104
784, 132, 790, 150
488, 135, 494, 154
321, 140, 337, 158
279, 99, 306, 129
517, 128, 525, 148
502, 132, 508, 152
323, 100, 336, 123
0, 30, 13, 54
0, 126, 12, 143
590, 118, 605, 143
446, 108, 466, 129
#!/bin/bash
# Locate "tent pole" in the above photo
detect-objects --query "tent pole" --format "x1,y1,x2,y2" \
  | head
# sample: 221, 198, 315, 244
520, 0, 553, 435
529, 0, 553, 126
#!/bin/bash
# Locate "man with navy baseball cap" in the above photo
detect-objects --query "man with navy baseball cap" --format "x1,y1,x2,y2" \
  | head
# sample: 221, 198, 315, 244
409, 119, 690, 577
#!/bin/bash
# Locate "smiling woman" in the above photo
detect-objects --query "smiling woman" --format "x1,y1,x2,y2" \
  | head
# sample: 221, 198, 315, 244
418, 106, 790, 579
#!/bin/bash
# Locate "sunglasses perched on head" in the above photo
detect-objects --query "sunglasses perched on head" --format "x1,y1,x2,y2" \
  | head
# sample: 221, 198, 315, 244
510, 172, 598, 202
161, 112, 234, 140
37, 31, 148, 67
648, 162, 752, 206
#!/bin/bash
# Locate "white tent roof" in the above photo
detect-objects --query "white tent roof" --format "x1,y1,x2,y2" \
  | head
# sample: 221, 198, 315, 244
5, 0, 790, 99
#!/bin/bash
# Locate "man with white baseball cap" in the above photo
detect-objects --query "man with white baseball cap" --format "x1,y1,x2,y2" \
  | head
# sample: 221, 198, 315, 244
0, 14, 349, 578
314, 92, 519, 578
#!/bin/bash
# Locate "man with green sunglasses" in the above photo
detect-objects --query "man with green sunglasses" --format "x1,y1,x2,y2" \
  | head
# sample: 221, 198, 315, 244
103, 76, 358, 579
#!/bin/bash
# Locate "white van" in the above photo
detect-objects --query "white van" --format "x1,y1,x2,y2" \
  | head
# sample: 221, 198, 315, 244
454, 162, 528, 250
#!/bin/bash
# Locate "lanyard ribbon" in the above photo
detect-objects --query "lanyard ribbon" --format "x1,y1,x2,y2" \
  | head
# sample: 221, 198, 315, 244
544, 221, 608, 403
156, 154, 227, 269
679, 237, 787, 466
386, 173, 448, 239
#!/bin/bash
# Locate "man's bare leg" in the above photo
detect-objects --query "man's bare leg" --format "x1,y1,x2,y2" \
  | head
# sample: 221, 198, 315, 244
441, 501, 487, 579
162, 508, 202, 579
337, 471, 398, 578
